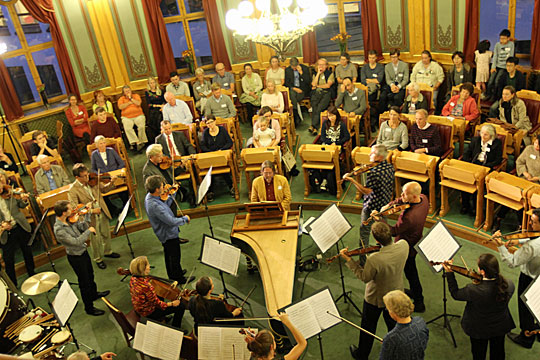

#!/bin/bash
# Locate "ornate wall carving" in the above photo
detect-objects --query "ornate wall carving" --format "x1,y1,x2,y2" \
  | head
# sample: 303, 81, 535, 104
431, 0, 457, 52
380, 0, 409, 52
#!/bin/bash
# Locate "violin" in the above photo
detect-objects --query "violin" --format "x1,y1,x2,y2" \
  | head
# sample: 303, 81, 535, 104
0, 185, 30, 200
87, 172, 125, 187
239, 328, 257, 337
341, 163, 377, 180
159, 156, 186, 170
161, 183, 180, 201
67, 203, 93, 224
363, 203, 410, 225
524, 330, 540, 337
430, 261, 483, 283
326, 245, 381, 263
485, 230, 540, 248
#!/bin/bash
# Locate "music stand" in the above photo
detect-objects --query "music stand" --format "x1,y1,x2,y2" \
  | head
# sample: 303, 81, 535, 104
114, 194, 135, 259
28, 207, 57, 273
0, 106, 26, 175
197, 166, 214, 237
521, 275, 540, 325
416, 220, 461, 347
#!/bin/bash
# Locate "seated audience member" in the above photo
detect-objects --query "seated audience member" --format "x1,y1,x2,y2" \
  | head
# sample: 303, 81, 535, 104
251, 160, 291, 211
335, 77, 367, 118
92, 90, 117, 123
30, 130, 58, 161
498, 85, 531, 144
441, 82, 480, 123
118, 85, 148, 152
334, 52, 358, 89
380, 49, 409, 110
261, 81, 284, 114
166, 71, 190, 97
445, 51, 474, 102
284, 57, 311, 125
516, 135, 540, 183
129, 256, 185, 328
379, 290, 429, 360
239, 63, 263, 121
402, 82, 429, 115
193, 68, 212, 113
155, 120, 196, 158
310, 58, 335, 136
377, 106, 409, 151
204, 83, 237, 119
35, 154, 70, 195
361, 50, 385, 104
253, 118, 277, 148
410, 109, 442, 156
489, 57, 526, 117
65, 94, 90, 145
90, 107, 122, 140
212, 63, 235, 92
0, 144, 18, 173
411, 50, 444, 109
249, 107, 281, 148
146, 76, 166, 141
461, 124, 502, 214
320, 105, 350, 146
162, 91, 193, 125
67, 351, 116, 360
266, 55, 285, 86
91, 136, 125, 173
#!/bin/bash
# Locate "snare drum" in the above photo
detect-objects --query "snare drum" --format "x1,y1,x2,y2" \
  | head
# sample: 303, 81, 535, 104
0, 277, 27, 352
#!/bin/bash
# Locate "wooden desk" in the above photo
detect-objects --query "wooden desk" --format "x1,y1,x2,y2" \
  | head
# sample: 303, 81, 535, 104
241, 147, 281, 198
299, 144, 341, 198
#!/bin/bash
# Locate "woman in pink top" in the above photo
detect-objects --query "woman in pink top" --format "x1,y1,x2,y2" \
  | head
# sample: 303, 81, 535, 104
65, 94, 90, 143
442, 82, 480, 123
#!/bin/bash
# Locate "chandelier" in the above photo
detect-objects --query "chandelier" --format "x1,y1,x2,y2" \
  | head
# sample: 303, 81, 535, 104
225, 0, 328, 61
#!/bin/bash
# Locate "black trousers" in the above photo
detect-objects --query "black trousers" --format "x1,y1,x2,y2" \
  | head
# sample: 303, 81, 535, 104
1, 225, 35, 287
518, 273, 537, 336
162, 238, 184, 282
310, 90, 331, 129
380, 86, 406, 110
147, 303, 186, 328
404, 254, 424, 303
354, 300, 396, 360
67, 251, 98, 312
470, 335, 506, 360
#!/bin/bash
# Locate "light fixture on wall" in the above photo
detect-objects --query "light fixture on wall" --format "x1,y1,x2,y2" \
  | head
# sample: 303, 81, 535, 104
225, 0, 328, 61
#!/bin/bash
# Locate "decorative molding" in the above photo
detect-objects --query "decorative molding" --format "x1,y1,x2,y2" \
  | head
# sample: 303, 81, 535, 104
381, 0, 408, 51
224, 0, 257, 64
387, 25, 403, 48
84, 63, 104, 87
431, 0, 457, 52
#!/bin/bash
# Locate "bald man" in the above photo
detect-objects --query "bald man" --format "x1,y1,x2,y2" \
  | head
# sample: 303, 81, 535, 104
162, 91, 193, 125
378, 181, 429, 312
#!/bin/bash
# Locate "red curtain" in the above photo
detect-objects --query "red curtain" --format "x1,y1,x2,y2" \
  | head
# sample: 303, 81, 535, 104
202, 0, 232, 71
302, 31, 318, 65
0, 58, 23, 121
531, 0, 540, 69
20, 0, 79, 98
361, 0, 383, 61
142, 0, 176, 84
463, 0, 479, 63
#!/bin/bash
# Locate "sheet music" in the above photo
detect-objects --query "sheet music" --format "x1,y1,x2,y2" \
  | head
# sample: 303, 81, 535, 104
198, 166, 213, 204
523, 276, 540, 323
221, 327, 255, 360
416, 221, 460, 272
308, 288, 341, 330
201, 236, 241, 276
132, 322, 146, 353
52, 280, 78, 326
302, 216, 316, 234
198, 326, 222, 359
114, 194, 133, 234
308, 204, 351, 253
285, 300, 321, 339
133, 321, 183, 360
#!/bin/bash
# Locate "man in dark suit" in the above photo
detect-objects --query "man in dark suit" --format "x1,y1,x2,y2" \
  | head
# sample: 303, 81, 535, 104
284, 57, 311, 126
155, 120, 196, 158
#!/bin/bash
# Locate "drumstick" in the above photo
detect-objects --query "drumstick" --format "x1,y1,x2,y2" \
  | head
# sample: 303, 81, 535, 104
6, 314, 30, 331
8, 318, 33, 338
32, 314, 55, 326
33, 329, 58, 352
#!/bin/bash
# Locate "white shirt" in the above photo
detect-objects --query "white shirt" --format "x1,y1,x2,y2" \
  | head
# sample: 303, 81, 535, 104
166, 134, 180, 156
0, 198, 15, 226
498, 237, 540, 278
477, 139, 493, 162
99, 151, 108, 166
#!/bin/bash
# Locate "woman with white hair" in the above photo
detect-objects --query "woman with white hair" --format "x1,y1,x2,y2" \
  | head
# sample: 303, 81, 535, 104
90, 136, 125, 174
402, 82, 428, 114
193, 67, 211, 113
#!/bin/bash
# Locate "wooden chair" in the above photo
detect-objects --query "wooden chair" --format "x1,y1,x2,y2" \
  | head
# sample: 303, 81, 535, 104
193, 149, 239, 201
369, 111, 411, 148
391, 150, 439, 214
252, 113, 288, 150
426, 115, 460, 159
101, 297, 141, 353
19, 130, 47, 164
216, 117, 242, 157
198, 118, 238, 166
451, 85, 481, 130
299, 144, 342, 199
485, 118, 527, 159
517, 90, 540, 139
526, 186, 540, 228
484, 172, 538, 231
352, 83, 371, 145
276, 85, 296, 146
439, 159, 490, 227
171, 123, 198, 151
26, 156, 68, 194
406, 83, 435, 114
314, 114, 352, 172
86, 137, 133, 182
174, 95, 200, 121
241, 146, 281, 198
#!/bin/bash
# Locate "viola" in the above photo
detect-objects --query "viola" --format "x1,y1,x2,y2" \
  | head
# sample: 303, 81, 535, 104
0, 185, 30, 200
524, 330, 540, 337
326, 245, 381, 263
159, 156, 185, 170
362, 203, 410, 225
67, 203, 93, 224
239, 328, 257, 337
87, 172, 125, 187
430, 261, 482, 283
161, 183, 180, 201
485, 230, 540, 248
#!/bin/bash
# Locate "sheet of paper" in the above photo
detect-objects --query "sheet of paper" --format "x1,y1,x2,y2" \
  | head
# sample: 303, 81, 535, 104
132, 322, 146, 353
308, 204, 351, 253
524, 276, 540, 323
198, 166, 213, 204
156, 324, 183, 360
417, 221, 460, 272
221, 327, 257, 360
285, 301, 321, 339
141, 321, 161, 358
52, 279, 78, 326
201, 236, 241, 276
308, 288, 341, 331
302, 216, 316, 234
198, 326, 222, 359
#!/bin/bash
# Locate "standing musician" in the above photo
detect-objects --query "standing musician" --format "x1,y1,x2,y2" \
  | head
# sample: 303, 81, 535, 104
188, 276, 242, 330
251, 160, 291, 211
379, 181, 429, 312
342, 144, 394, 257
0, 169, 35, 287
340, 222, 409, 360
443, 254, 515, 360
243, 313, 306, 360
491, 208, 540, 349
144, 175, 194, 284
129, 256, 185, 328
53, 200, 109, 316
380, 290, 429, 360
142, 144, 174, 186
68, 163, 120, 270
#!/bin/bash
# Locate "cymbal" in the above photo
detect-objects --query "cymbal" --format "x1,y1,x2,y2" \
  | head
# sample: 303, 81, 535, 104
21, 272, 60, 296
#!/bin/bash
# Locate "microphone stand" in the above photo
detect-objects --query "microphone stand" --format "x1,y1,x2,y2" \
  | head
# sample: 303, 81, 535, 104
0, 106, 26, 175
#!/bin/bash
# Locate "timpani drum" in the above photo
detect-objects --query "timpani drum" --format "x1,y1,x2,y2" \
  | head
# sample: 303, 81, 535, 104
0, 277, 27, 352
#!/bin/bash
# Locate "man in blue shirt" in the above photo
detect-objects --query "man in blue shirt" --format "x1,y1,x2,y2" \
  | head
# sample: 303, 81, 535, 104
162, 92, 193, 125
144, 175, 195, 284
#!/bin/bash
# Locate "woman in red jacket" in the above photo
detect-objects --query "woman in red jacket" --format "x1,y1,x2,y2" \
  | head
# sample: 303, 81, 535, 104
442, 82, 480, 124
65, 94, 91, 144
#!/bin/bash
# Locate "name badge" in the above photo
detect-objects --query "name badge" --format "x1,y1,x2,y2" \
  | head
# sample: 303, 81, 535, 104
418, 71, 424, 74
531, 154, 537, 160
221, 103, 227, 108
196, 86, 201, 90
422, 139, 428, 144
460, 75, 464, 79
278, 186, 283, 190
503, 48, 509, 52
321, 75, 326, 80
398, 73, 404, 77
450, 102, 455, 106
373, 74, 378, 77
352, 96, 358, 101
385, 128, 392, 132
78, 111, 83, 115
224, 82, 229, 86
485, 148, 490, 152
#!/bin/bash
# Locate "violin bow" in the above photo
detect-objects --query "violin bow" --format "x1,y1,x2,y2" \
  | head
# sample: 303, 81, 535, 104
326, 311, 383, 342
460, 255, 470, 272
180, 266, 196, 291
240, 285, 257, 308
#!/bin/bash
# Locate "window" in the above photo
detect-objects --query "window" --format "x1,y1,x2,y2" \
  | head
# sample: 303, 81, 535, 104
160, 0, 213, 73
514, 0, 534, 54
0, 1, 65, 109
316, 1, 363, 56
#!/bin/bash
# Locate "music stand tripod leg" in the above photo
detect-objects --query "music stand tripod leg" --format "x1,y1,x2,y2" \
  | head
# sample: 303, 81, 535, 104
426, 272, 460, 347
219, 270, 246, 304
317, 333, 324, 360
333, 243, 362, 316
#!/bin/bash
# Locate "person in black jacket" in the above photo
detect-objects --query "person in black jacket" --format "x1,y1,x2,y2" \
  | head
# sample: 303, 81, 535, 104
0, 144, 18, 173
284, 57, 311, 126
461, 124, 502, 215
155, 120, 196, 157
444, 254, 515, 360
445, 51, 474, 102
489, 57, 526, 117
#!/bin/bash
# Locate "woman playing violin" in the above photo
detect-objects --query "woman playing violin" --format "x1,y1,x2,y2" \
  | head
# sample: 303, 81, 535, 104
443, 254, 515, 360
129, 256, 185, 328
188, 276, 242, 331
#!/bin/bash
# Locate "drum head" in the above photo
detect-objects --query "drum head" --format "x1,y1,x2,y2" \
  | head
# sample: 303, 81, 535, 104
51, 330, 70, 344
0, 278, 9, 322
19, 325, 43, 343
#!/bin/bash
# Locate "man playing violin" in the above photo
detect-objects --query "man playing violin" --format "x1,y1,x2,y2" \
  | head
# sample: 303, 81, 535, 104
68, 163, 120, 270
340, 222, 409, 360
144, 175, 195, 284
379, 181, 429, 313
53, 200, 110, 316
129, 256, 185, 328
492, 208, 540, 349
